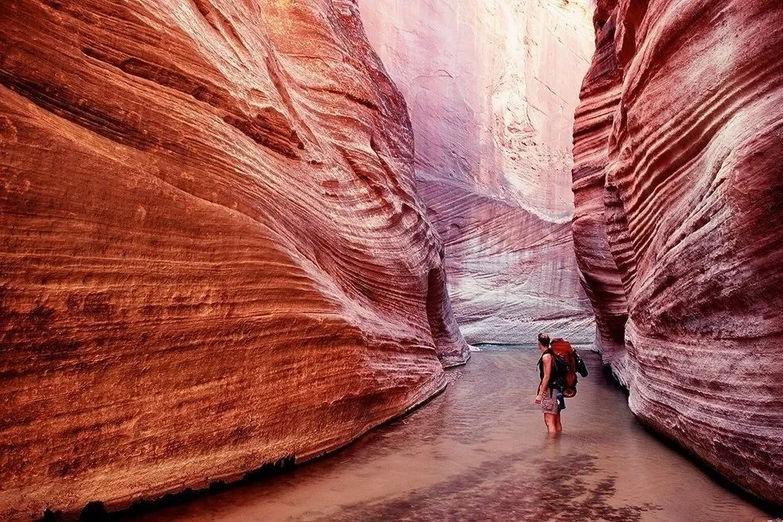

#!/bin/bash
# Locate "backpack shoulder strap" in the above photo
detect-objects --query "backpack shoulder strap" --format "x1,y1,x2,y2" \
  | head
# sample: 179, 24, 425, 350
540, 350, 559, 372
538, 349, 554, 378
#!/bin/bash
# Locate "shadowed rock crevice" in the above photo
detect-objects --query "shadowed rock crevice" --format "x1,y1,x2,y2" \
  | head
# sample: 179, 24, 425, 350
424, 265, 468, 367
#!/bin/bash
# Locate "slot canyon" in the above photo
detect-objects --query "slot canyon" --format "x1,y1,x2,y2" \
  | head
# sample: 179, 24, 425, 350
358, 0, 596, 344
0, 0, 781, 520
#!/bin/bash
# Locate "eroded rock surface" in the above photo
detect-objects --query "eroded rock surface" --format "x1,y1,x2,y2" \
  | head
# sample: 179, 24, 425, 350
0, 0, 468, 518
358, 0, 596, 344
572, 0, 783, 505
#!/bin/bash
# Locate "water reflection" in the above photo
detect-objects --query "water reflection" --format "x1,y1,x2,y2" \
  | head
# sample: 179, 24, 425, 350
126, 347, 769, 521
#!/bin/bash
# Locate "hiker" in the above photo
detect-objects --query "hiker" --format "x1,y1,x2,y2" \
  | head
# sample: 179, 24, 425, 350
534, 332, 588, 435
534, 332, 563, 435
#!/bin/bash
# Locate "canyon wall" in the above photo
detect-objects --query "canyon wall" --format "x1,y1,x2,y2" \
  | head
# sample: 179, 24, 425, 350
358, 0, 596, 344
0, 0, 469, 519
573, 0, 783, 505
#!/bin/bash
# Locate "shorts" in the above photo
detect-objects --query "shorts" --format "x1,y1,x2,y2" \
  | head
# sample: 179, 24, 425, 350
540, 389, 564, 414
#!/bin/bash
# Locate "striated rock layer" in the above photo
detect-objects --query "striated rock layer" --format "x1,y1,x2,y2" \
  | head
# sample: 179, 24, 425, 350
358, 0, 596, 344
572, 0, 783, 505
0, 0, 468, 519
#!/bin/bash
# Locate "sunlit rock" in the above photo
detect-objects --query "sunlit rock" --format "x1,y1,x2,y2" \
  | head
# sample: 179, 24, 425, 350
0, 0, 468, 518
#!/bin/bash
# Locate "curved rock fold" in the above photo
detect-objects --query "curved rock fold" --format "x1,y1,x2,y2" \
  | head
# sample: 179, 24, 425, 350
0, 0, 467, 518
358, 0, 597, 344
572, 0, 783, 505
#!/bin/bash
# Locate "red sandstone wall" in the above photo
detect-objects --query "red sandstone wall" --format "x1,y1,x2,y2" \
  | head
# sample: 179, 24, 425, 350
0, 0, 468, 518
572, 0, 783, 505
358, 0, 596, 344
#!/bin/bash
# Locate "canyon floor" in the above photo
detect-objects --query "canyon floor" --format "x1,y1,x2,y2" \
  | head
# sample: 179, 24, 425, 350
117, 348, 770, 522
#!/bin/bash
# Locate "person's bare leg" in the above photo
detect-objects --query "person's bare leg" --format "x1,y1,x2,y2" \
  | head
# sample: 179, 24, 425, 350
544, 413, 558, 435
555, 414, 562, 433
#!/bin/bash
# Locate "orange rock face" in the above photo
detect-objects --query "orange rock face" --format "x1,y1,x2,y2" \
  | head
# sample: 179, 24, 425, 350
0, 0, 468, 518
358, 0, 596, 344
572, 0, 783, 505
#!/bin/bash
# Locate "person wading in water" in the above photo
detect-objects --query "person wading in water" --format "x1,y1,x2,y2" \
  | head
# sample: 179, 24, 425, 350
534, 332, 565, 435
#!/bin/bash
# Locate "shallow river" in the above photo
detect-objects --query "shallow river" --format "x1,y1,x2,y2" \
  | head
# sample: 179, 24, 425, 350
126, 347, 771, 521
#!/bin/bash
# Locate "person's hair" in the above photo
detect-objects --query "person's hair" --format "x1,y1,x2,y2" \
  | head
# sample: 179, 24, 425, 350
538, 332, 550, 347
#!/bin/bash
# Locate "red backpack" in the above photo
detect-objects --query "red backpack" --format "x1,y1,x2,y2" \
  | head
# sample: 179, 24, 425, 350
549, 339, 588, 397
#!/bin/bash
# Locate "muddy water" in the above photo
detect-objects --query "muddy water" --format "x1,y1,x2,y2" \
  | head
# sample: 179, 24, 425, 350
127, 347, 770, 521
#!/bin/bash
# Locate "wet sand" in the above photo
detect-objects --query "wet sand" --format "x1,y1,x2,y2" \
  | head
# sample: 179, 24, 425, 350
124, 347, 770, 521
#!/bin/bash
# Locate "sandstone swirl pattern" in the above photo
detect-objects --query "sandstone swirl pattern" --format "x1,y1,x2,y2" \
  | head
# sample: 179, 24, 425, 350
573, 0, 783, 505
358, 0, 596, 344
0, 0, 468, 518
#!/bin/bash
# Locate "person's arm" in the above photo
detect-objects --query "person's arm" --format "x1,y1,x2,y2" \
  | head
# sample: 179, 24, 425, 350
535, 353, 553, 402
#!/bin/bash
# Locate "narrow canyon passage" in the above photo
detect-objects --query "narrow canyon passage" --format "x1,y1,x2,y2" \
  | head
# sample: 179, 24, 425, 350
122, 349, 767, 522
358, 0, 597, 344
1, 0, 781, 518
